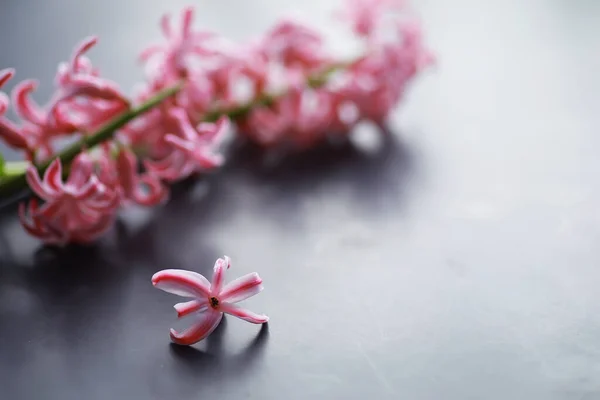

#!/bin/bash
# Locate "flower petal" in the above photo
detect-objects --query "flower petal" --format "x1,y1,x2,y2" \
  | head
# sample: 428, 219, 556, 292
219, 302, 269, 324
0, 118, 28, 149
219, 272, 263, 304
70, 36, 98, 72
139, 44, 164, 62
210, 256, 231, 296
0, 68, 14, 87
169, 310, 222, 345
12, 80, 45, 125
0, 93, 8, 115
160, 13, 172, 38
152, 269, 211, 298
174, 299, 208, 318
43, 158, 64, 193
181, 6, 194, 38
25, 165, 56, 201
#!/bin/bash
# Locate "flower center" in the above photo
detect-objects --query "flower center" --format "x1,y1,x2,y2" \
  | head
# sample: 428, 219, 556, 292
209, 296, 219, 308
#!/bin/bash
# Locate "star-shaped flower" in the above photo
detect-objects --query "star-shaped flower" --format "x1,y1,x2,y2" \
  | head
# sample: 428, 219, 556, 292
152, 256, 268, 345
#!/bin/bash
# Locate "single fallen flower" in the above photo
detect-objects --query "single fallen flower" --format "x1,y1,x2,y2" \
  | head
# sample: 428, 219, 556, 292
152, 256, 268, 345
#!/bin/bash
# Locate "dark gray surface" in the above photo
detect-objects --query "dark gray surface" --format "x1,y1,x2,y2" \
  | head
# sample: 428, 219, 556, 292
1, 0, 600, 399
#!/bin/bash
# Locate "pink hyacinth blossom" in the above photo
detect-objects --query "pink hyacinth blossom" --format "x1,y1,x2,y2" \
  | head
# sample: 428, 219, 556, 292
140, 6, 215, 80
19, 154, 119, 244
145, 114, 229, 182
261, 18, 330, 71
8, 79, 79, 158
0, 68, 31, 150
337, 0, 407, 38
49, 36, 129, 125
19, 198, 115, 245
152, 256, 268, 345
113, 148, 168, 206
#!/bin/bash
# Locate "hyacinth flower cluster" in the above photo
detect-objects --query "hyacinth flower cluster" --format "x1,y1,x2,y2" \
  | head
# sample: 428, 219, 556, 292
0, 0, 432, 245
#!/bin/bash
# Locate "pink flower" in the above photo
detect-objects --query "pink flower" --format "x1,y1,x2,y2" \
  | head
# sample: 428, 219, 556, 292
49, 36, 129, 126
337, 0, 406, 38
140, 6, 215, 80
7, 79, 79, 159
19, 154, 119, 245
0, 68, 31, 151
242, 87, 333, 148
242, 106, 291, 147
116, 148, 168, 206
94, 147, 169, 207
145, 112, 229, 182
152, 256, 268, 345
0, 37, 129, 161
261, 18, 329, 71
334, 20, 433, 124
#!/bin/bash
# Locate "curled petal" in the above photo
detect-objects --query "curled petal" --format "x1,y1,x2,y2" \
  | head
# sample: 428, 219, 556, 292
71, 36, 99, 72
169, 310, 222, 346
152, 269, 212, 298
0, 118, 28, 149
220, 272, 264, 304
174, 299, 208, 318
12, 80, 45, 125
211, 256, 231, 296
0, 93, 8, 115
43, 158, 64, 193
61, 76, 129, 104
219, 303, 269, 324
18, 200, 67, 245
0, 68, 14, 87
26, 165, 57, 201
134, 174, 169, 206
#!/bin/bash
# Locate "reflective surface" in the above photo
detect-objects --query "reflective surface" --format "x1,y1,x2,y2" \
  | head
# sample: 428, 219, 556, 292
1, 0, 600, 399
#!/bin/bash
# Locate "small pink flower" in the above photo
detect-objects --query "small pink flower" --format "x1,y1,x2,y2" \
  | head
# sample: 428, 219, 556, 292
48, 36, 129, 124
140, 6, 215, 80
337, 0, 406, 38
145, 113, 229, 182
242, 106, 291, 147
242, 87, 333, 148
261, 18, 329, 71
0, 68, 31, 150
0, 37, 129, 160
7, 79, 79, 158
19, 154, 119, 245
112, 148, 168, 207
152, 256, 268, 345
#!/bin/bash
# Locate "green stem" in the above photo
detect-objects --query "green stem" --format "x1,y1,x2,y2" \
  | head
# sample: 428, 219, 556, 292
0, 62, 346, 198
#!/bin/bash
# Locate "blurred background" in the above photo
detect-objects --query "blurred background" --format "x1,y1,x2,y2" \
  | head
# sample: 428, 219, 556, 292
0, 0, 600, 399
